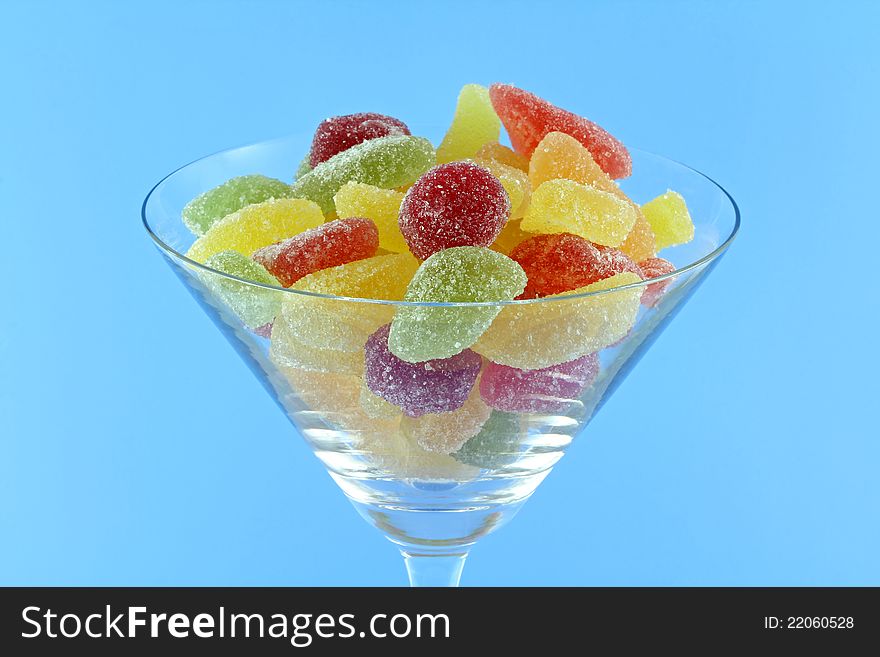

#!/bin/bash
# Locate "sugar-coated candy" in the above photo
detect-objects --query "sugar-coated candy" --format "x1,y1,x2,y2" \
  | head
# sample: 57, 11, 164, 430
182, 175, 293, 236
479, 353, 599, 413
436, 84, 501, 164
474, 156, 531, 220
489, 219, 530, 255
365, 324, 482, 417
522, 178, 638, 247
473, 272, 643, 369
291, 135, 435, 214
359, 380, 402, 420
453, 410, 522, 469
389, 247, 527, 362
203, 250, 281, 328
309, 113, 410, 167
638, 257, 676, 307
295, 155, 312, 181
280, 253, 420, 352
270, 318, 363, 375
489, 83, 632, 178
641, 190, 694, 250
186, 197, 324, 263
252, 217, 379, 287
510, 233, 642, 298
398, 162, 510, 260
619, 214, 657, 264
358, 431, 479, 481
401, 384, 491, 455
334, 182, 409, 253
475, 141, 529, 172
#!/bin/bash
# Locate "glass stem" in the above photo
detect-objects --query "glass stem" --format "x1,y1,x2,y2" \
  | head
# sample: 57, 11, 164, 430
401, 549, 469, 587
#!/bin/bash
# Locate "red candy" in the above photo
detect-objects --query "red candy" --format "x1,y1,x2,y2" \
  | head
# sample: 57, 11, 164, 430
252, 217, 379, 287
480, 353, 599, 413
489, 83, 632, 179
638, 257, 676, 307
510, 233, 642, 298
398, 162, 510, 260
309, 113, 411, 167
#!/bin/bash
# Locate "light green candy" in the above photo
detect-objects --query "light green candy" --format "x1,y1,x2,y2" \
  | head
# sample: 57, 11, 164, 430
290, 135, 435, 213
294, 154, 312, 181
203, 251, 281, 329
453, 411, 522, 469
182, 174, 293, 236
388, 246, 527, 363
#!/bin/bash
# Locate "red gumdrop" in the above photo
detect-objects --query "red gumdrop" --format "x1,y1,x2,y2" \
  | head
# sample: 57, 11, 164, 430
510, 233, 643, 298
253, 322, 273, 338
252, 217, 379, 287
489, 83, 632, 179
638, 257, 676, 307
480, 353, 599, 413
309, 113, 410, 167
398, 162, 510, 260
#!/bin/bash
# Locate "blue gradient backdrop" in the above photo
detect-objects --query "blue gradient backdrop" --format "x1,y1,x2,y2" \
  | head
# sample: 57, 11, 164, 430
1, 0, 878, 585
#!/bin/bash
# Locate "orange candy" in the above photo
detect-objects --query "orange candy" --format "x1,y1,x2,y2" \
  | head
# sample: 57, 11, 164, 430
475, 141, 529, 172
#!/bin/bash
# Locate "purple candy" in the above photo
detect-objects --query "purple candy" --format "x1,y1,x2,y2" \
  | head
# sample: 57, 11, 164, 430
479, 353, 599, 413
364, 324, 482, 417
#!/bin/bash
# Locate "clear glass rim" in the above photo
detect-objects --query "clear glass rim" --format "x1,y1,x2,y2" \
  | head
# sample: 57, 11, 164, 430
141, 138, 741, 308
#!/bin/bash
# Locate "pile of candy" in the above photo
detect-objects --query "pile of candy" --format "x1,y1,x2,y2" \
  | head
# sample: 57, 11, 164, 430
182, 83, 694, 474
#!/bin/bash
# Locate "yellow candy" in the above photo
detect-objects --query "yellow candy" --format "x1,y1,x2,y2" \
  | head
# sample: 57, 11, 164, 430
185, 197, 324, 263
641, 190, 694, 250
522, 179, 638, 247
358, 431, 479, 481
474, 157, 531, 219
619, 214, 657, 263
490, 219, 530, 255
280, 253, 419, 353
359, 381, 402, 420
401, 385, 490, 455
269, 318, 363, 375
334, 182, 408, 253
475, 141, 529, 172
436, 84, 501, 164
473, 272, 643, 370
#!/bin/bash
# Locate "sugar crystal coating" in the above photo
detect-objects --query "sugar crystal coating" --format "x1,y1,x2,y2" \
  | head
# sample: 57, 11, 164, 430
358, 431, 479, 481
489, 83, 632, 178
203, 250, 281, 328
309, 113, 410, 167
474, 156, 531, 220
522, 178, 638, 247
280, 252, 419, 353
388, 247, 527, 362
479, 353, 599, 413
638, 256, 676, 307
489, 218, 531, 255
641, 190, 695, 250
475, 141, 529, 172
252, 217, 379, 287
364, 324, 482, 418
270, 318, 363, 375
473, 272, 643, 369
436, 84, 501, 164
511, 233, 642, 298
619, 214, 658, 263
334, 181, 409, 253
401, 384, 491, 455
186, 197, 324, 263
291, 135, 435, 214
398, 161, 510, 260
182, 174, 293, 236
453, 410, 523, 469
294, 155, 312, 181
359, 380, 403, 420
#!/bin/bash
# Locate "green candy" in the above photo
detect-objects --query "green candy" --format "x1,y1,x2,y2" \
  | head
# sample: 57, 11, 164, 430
203, 250, 281, 329
294, 154, 312, 181
453, 411, 522, 470
290, 135, 435, 214
182, 174, 292, 236
388, 246, 527, 362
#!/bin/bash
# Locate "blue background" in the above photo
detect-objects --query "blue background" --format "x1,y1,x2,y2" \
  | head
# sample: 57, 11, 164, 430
2, 0, 878, 585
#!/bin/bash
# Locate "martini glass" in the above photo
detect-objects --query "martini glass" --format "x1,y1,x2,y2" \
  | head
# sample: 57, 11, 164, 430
142, 134, 739, 586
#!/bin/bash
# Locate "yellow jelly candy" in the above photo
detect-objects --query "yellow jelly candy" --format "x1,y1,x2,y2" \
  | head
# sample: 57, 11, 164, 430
358, 431, 479, 481
280, 253, 419, 353
641, 190, 694, 250
185, 197, 324, 263
401, 385, 491, 455
475, 141, 529, 172
436, 84, 501, 164
474, 157, 531, 219
619, 214, 657, 263
269, 318, 363, 375
359, 381, 402, 420
522, 179, 638, 247
473, 272, 643, 370
490, 219, 531, 255
334, 182, 408, 253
